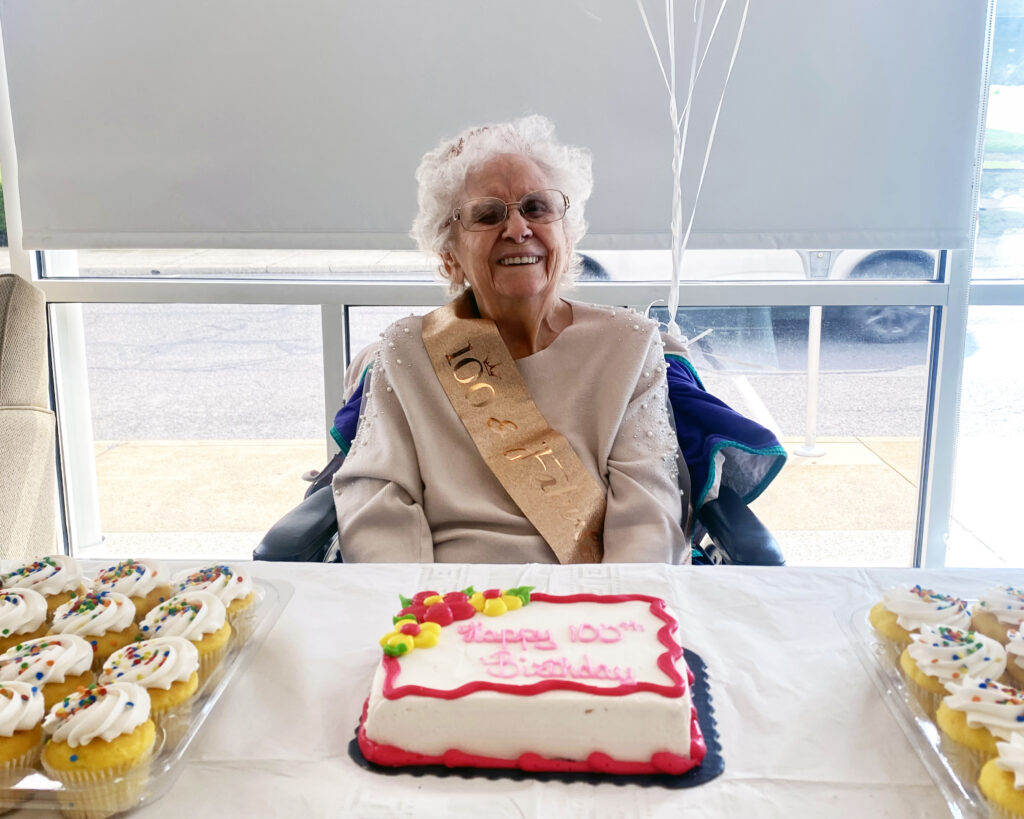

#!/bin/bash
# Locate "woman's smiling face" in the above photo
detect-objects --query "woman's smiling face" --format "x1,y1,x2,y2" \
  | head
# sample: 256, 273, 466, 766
444, 153, 570, 318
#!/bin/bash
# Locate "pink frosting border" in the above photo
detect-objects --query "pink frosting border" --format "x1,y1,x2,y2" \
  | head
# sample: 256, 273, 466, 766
382, 592, 686, 700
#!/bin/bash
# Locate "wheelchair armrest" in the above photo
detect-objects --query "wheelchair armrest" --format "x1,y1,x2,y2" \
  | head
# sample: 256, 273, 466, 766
696, 485, 785, 566
253, 485, 339, 562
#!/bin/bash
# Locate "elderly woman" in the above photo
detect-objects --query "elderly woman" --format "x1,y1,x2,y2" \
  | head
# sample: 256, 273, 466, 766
333, 116, 687, 564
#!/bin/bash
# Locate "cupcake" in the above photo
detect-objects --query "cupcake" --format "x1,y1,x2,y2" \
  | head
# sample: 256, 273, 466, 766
100, 637, 199, 749
0, 589, 50, 653
41, 682, 155, 819
1007, 630, 1024, 688
936, 676, 1024, 785
0, 681, 45, 815
92, 559, 172, 621
974, 586, 1024, 646
0, 635, 95, 710
869, 585, 971, 663
49, 591, 138, 671
172, 564, 256, 642
0, 556, 88, 618
137, 591, 231, 685
900, 626, 1006, 717
980, 733, 1024, 819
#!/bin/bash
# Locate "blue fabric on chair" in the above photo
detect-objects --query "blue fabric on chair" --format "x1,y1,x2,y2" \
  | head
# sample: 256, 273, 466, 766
330, 363, 371, 456
664, 352, 787, 550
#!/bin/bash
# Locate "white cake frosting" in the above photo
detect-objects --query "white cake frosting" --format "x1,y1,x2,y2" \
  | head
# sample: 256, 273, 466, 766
882, 585, 971, 632
906, 625, 1006, 684
0, 681, 45, 736
100, 636, 199, 689
1007, 630, 1024, 672
1, 556, 84, 597
93, 559, 170, 598
0, 634, 94, 684
995, 733, 1024, 790
942, 676, 1024, 741
361, 589, 702, 772
171, 564, 253, 607
976, 585, 1024, 627
43, 682, 151, 747
50, 591, 136, 637
0, 589, 48, 639
138, 590, 226, 641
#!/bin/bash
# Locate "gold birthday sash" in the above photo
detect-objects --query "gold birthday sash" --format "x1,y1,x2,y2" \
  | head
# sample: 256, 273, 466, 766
421, 293, 605, 563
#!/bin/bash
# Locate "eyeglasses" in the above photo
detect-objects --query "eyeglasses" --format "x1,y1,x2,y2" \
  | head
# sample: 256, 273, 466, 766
444, 189, 570, 232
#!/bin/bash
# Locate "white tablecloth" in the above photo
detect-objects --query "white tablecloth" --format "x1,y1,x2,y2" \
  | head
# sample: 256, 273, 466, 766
115, 562, 1016, 819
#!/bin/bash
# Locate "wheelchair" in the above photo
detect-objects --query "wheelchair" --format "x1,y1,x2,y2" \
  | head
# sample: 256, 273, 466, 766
254, 344, 787, 566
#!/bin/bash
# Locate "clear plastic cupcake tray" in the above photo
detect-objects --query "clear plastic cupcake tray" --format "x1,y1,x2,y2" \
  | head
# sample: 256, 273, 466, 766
0, 577, 293, 816
840, 603, 988, 819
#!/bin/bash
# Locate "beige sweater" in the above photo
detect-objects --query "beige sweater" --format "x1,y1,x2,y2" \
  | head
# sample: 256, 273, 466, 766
333, 301, 687, 564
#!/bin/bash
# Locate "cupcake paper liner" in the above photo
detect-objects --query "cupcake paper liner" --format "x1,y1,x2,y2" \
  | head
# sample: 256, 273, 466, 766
880, 635, 908, 667
903, 675, 943, 719
42, 743, 153, 819
152, 698, 194, 750
197, 642, 228, 688
984, 801, 1022, 819
227, 605, 256, 645
0, 742, 43, 816
938, 730, 993, 787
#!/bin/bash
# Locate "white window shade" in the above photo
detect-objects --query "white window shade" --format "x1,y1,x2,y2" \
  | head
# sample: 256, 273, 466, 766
0, 0, 988, 251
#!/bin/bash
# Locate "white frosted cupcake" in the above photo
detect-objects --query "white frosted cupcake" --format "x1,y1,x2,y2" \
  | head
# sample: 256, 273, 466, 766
1, 556, 88, 618
41, 682, 155, 819
49, 591, 138, 671
138, 591, 230, 685
172, 564, 256, 643
100, 637, 199, 748
980, 733, 1024, 819
973, 586, 1024, 646
0, 681, 45, 815
1006, 630, 1024, 688
869, 585, 972, 663
936, 676, 1024, 786
0, 589, 49, 653
93, 559, 172, 621
900, 625, 1006, 717
0, 634, 95, 710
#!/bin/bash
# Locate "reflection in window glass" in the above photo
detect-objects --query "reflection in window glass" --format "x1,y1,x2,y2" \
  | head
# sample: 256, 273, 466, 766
669, 306, 928, 567
347, 306, 436, 368
976, 6, 1024, 280
353, 303, 930, 567
584, 248, 936, 283
949, 307, 1023, 567
72, 304, 325, 561
63, 249, 438, 281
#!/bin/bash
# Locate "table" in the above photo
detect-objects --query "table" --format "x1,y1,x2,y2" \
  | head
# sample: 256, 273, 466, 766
125, 562, 1015, 819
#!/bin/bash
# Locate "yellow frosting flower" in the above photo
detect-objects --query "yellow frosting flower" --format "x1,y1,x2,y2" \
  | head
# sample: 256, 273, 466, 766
379, 620, 442, 656
469, 588, 528, 617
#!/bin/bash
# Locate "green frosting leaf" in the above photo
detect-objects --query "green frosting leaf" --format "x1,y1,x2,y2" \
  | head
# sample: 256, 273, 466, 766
383, 642, 409, 657
392, 614, 417, 625
398, 593, 413, 608
505, 585, 534, 606
461, 585, 476, 597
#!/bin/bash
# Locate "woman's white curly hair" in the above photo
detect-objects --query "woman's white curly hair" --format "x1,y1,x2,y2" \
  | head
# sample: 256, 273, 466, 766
410, 115, 594, 293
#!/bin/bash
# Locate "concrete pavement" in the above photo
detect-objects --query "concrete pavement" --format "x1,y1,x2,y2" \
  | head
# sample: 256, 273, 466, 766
5, 246, 1016, 567
78, 436, 1015, 567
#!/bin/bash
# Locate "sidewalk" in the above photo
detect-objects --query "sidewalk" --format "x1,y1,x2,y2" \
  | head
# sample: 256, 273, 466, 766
78, 436, 1012, 567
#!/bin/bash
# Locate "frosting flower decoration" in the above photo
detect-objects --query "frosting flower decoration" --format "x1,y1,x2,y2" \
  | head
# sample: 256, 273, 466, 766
469, 586, 533, 617
379, 620, 442, 657
395, 589, 477, 627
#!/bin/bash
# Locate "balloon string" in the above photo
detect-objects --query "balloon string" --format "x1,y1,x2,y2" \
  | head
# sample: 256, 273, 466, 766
635, 0, 750, 339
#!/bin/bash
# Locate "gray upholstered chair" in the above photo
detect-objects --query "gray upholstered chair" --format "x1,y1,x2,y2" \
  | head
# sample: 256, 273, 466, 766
0, 274, 56, 558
